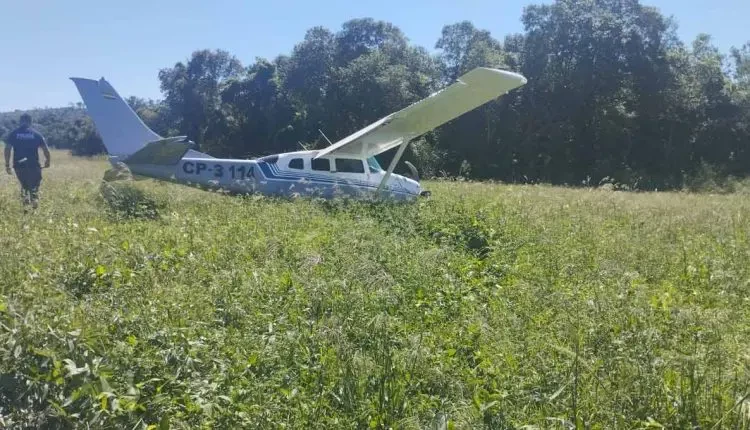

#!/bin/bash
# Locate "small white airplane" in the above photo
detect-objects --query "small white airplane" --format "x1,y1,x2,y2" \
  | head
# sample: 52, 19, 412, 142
70, 67, 526, 201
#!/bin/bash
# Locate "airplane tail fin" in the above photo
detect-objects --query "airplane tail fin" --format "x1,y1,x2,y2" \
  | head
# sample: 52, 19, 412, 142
70, 77, 162, 161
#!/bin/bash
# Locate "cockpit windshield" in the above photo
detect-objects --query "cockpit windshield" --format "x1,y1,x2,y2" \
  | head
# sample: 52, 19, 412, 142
367, 157, 383, 173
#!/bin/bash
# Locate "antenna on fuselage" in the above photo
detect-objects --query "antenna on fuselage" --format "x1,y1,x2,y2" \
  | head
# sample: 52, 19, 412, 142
318, 129, 333, 146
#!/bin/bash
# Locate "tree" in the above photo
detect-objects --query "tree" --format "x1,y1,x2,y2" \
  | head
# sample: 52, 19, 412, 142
278, 19, 440, 169
282, 27, 337, 146
433, 21, 510, 178
325, 20, 439, 169
126, 96, 175, 137
157, 49, 243, 146
69, 118, 105, 156
334, 18, 408, 66
502, 0, 688, 186
205, 58, 296, 158
436, 21, 506, 82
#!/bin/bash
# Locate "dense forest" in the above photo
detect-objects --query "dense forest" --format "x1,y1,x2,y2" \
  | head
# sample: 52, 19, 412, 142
2, 0, 749, 190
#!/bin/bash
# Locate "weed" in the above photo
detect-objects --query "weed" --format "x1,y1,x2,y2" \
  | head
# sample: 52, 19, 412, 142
99, 181, 164, 221
0, 151, 747, 428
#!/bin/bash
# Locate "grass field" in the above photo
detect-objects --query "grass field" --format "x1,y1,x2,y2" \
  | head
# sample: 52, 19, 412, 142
0, 149, 748, 429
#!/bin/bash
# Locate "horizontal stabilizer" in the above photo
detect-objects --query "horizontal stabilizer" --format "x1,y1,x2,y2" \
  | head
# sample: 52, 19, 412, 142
124, 137, 195, 165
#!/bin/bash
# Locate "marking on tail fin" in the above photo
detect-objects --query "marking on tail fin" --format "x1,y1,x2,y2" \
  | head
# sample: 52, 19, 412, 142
70, 77, 162, 159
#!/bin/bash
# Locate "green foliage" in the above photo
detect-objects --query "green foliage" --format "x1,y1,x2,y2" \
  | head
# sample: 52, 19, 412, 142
0, 152, 748, 428
125, 6, 750, 190
0, 106, 90, 150
409, 137, 448, 179
99, 181, 165, 221
69, 118, 106, 156
157, 49, 244, 147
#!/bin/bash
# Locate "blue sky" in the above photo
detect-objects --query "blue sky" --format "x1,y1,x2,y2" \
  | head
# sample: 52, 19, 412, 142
2, 0, 747, 111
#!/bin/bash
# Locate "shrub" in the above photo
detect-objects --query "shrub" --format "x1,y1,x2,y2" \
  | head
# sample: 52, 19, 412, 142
99, 182, 164, 220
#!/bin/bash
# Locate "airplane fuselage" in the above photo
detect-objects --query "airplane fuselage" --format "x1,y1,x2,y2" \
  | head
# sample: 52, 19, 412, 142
125, 150, 423, 201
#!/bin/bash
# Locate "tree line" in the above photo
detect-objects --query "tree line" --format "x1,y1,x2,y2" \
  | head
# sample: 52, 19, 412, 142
0, 105, 105, 157
3, 0, 749, 190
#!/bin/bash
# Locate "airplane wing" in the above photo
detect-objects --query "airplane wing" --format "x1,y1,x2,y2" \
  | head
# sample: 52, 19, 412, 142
314, 67, 527, 159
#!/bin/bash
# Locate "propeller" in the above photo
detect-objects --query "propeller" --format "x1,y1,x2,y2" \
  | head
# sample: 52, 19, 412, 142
404, 161, 419, 182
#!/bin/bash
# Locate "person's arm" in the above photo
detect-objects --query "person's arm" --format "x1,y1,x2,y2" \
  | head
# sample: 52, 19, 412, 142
4, 142, 11, 174
40, 136, 51, 168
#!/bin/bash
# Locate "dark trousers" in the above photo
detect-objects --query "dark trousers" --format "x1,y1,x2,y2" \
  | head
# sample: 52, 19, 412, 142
14, 165, 42, 205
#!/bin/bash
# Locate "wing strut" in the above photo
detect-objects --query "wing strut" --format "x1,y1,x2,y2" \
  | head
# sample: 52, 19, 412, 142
376, 139, 408, 194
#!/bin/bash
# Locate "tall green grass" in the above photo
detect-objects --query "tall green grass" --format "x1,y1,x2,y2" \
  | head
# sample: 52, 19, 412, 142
0, 150, 748, 429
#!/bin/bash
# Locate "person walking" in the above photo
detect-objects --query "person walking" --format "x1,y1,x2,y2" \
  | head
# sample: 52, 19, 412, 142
4, 114, 51, 210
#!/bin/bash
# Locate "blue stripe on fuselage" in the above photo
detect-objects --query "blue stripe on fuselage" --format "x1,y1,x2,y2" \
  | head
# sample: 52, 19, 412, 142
257, 162, 410, 194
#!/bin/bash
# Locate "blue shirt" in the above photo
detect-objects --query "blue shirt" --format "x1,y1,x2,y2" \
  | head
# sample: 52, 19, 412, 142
5, 126, 45, 168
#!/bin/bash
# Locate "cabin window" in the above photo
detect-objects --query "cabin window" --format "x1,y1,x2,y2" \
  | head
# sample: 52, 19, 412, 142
367, 157, 382, 173
288, 158, 303, 170
335, 158, 365, 173
311, 158, 330, 171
